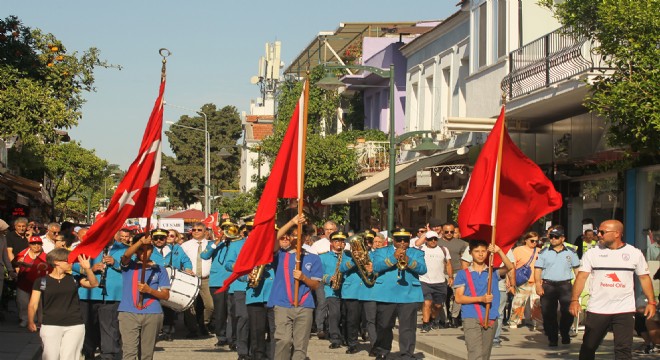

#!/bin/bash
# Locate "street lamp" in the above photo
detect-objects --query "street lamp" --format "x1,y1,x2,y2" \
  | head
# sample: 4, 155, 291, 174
317, 63, 396, 235
164, 106, 210, 217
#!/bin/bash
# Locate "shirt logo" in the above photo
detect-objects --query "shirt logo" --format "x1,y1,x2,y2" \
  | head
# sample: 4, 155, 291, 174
601, 272, 625, 288
304, 262, 312, 272
622, 254, 630, 261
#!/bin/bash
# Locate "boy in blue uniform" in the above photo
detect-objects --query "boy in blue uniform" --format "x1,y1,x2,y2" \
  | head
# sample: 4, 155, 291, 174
118, 233, 171, 360
76, 229, 127, 360
269, 215, 322, 360
454, 240, 514, 360
319, 231, 347, 349
150, 228, 192, 341
371, 228, 427, 360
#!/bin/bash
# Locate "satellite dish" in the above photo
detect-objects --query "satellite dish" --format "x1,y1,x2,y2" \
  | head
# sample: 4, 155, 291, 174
250, 76, 260, 85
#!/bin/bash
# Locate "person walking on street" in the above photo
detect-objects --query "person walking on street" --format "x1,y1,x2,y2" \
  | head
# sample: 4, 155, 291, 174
418, 230, 452, 332
570, 220, 656, 360
534, 226, 580, 347
508, 232, 540, 329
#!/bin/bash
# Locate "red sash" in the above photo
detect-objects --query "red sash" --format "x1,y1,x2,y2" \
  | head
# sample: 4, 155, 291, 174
464, 269, 495, 326
283, 252, 310, 306
132, 265, 156, 310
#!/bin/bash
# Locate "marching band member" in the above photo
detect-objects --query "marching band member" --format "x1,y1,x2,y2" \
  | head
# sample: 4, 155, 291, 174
371, 228, 427, 360
319, 231, 347, 349
269, 215, 322, 360
201, 219, 235, 348
118, 233, 171, 360
339, 230, 378, 355
225, 219, 254, 359
150, 228, 193, 341
76, 229, 127, 360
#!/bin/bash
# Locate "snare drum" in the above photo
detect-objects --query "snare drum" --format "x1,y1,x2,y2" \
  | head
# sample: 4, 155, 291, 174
161, 267, 200, 312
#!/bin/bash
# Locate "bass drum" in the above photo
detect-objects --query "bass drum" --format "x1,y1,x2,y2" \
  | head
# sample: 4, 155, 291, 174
160, 267, 200, 312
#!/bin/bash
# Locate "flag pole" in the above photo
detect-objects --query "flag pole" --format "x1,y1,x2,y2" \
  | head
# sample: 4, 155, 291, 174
293, 79, 309, 307
139, 49, 169, 308
483, 102, 506, 328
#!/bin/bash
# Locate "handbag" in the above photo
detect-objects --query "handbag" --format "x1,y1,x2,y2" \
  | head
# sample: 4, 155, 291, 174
514, 247, 536, 286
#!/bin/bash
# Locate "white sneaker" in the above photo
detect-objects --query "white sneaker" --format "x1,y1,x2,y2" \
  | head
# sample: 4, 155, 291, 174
508, 323, 518, 329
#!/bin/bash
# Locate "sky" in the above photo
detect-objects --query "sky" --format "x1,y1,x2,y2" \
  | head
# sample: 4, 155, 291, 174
6, 1, 458, 170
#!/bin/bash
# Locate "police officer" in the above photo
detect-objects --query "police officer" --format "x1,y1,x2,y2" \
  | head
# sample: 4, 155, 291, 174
534, 225, 580, 347
76, 229, 128, 360
371, 228, 427, 360
319, 231, 347, 349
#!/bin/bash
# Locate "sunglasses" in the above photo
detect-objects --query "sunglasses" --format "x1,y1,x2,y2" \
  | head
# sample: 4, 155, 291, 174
168, 234, 177, 238
418, 230, 426, 233
191, 229, 205, 232
528, 239, 538, 243
153, 236, 166, 241
443, 231, 455, 234
597, 229, 616, 236
548, 234, 562, 240
51, 231, 60, 235
427, 237, 438, 241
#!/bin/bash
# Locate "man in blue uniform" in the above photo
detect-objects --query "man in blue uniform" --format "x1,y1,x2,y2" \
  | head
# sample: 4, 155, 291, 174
76, 229, 128, 360
225, 220, 252, 359
245, 250, 276, 360
201, 219, 238, 348
150, 228, 193, 341
340, 231, 378, 355
371, 228, 427, 360
319, 231, 347, 349
534, 226, 580, 347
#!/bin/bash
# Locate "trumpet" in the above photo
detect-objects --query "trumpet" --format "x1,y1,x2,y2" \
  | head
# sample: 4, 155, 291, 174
248, 264, 266, 288
395, 242, 409, 271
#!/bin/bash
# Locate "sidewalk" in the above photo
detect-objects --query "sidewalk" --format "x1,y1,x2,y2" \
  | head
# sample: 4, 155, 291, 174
0, 300, 42, 360
394, 321, 649, 360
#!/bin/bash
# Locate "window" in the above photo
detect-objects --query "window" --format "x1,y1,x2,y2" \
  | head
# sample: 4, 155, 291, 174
423, 75, 433, 130
497, 0, 507, 58
409, 83, 419, 131
478, 2, 487, 68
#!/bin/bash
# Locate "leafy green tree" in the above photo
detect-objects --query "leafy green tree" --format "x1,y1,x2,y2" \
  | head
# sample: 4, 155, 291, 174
259, 67, 387, 226
0, 16, 114, 149
164, 104, 242, 207
540, 0, 660, 160
43, 142, 108, 221
217, 189, 258, 220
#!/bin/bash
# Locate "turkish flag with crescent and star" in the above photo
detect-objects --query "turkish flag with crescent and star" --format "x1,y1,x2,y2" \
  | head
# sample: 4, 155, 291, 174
202, 212, 220, 239
68, 79, 165, 262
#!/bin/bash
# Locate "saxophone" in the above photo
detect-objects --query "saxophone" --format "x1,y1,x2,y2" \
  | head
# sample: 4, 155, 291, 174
248, 264, 266, 288
348, 235, 376, 286
329, 250, 343, 290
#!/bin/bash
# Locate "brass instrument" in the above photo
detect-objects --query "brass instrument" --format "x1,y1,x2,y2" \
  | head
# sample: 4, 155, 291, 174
221, 219, 241, 240
396, 241, 409, 271
348, 235, 376, 286
248, 264, 266, 288
330, 250, 343, 290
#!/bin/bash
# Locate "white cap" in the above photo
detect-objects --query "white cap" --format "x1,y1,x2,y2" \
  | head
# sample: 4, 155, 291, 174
425, 230, 440, 239
74, 226, 82, 232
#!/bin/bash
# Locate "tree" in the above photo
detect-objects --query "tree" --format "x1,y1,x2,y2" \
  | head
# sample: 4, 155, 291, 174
217, 189, 258, 220
259, 67, 387, 226
43, 142, 108, 221
164, 103, 242, 208
0, 16, 115, 149
540, 0, 660, 161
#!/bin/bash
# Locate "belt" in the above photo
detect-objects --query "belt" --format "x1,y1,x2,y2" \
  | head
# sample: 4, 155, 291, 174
542, 279, 571, 285
199, 276, 210, 279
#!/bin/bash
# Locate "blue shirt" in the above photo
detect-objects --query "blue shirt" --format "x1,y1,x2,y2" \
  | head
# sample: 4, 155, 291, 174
225, 238, 248, 293
245, 264, 275, 305
200, 240, 232, 288
118, 260, 171, 314
151, 244, 192, 271
535, 246, 580, 281
319, 251, 344, 298
75, 241, 126, 302
453, 266, 500, 320
267, 249, 322, 309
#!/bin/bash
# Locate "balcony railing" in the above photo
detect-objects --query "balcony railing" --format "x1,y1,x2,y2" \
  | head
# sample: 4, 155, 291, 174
501, 25, 605, 100
353, 141, 391, 176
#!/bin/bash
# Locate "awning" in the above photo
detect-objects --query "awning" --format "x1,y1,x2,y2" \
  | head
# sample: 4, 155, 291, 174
321, 149, 463, 205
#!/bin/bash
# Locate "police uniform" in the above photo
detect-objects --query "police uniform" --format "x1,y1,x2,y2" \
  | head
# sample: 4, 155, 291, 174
535, 228, 580, 346
75, 240, 127, 360
319, 231, 347, 349
370, 228, 427, 360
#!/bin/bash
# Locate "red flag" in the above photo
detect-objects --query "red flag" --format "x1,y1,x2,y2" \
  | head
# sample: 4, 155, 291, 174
68, 80, 165, 262
202, 212, 220, 239
217, 82, 305, 292
458, 106, 562, 263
